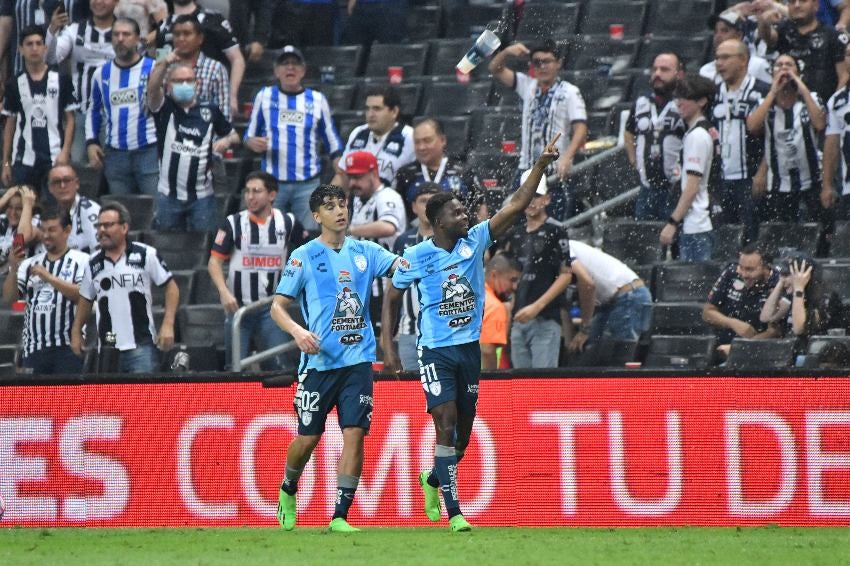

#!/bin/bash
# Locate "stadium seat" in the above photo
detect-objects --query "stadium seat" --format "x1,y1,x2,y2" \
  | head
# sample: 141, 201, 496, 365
364, 43, 429, 79
470, 109, 522, 152
653, 262, 722, 303
78, 166, 103, 199
152, 269, 194, 307
101, 195, 155, 231
807, 334, 850, 355
407, 5, 443, 42
726, 338, 796, 370
355, 80, 423, 117
650, 302, 713, 336
244, 47, 284, 82
178, 305, 226, 348
579, 1, 647, 38
758, 222, 821, 256
644, 335, 716, 369
422, 115, 472, 156
489, 83, 523, 109
636, 35, 712, 72
819, 263, 850, 300
567, 338, 638, 366
191, 268, 221, 305
428, 39, 491, 81
303, 45, 364, 82
464, 150, 519, 187
335, 110, 367, 144
305, 81, 358, 113
142, 231, 210, 271
515, 2, 580, 42
0, 344, 16, 364
711, 224, 744, 261
568, 36, 639, 75
645, 0, 715, 35
444, 4, 507, 39
422, 81, 493, 116
829, 221, 850, 257
602, 220, 665, 267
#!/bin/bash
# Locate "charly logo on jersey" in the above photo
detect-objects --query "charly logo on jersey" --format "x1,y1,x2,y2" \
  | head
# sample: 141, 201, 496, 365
110, 87, 139, 106
458, 243, 473, 259
438, 273, 475, 317
354, 254, 367, 272
332, 287, 367, 332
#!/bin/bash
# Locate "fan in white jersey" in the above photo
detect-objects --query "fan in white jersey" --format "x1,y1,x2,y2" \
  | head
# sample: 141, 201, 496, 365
47, 164, 100, 253
209, 171, 302, 371
71, 201, 179, 373
334, 85, 415, 188
345, 150, 406, 250
2, 208, 88, 375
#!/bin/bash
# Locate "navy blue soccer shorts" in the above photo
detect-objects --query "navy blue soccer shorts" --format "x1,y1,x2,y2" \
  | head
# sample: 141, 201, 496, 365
417, 342, 481, 415
294, 362, 373, 436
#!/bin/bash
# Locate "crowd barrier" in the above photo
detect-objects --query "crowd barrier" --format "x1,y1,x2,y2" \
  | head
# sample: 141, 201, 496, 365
1, 374, 849, 527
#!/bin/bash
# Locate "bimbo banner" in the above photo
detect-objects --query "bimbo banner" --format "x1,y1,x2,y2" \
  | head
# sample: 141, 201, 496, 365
1, 377, 849, 527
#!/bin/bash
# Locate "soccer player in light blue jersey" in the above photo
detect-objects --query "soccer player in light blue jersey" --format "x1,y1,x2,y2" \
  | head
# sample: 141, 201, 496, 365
381, 134, 562, 532
270, 184, 402, 533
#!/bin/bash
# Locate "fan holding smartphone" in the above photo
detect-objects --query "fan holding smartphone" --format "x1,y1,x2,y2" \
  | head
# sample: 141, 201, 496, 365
0, 186, 40, 269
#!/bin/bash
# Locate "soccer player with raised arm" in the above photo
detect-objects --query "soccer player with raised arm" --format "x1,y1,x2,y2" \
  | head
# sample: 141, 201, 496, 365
270, 184, 402, 533
381, 134, 561, 532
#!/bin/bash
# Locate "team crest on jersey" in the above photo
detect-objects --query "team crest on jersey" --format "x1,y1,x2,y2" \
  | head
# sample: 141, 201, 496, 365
332, 287, 367, 332
458, 243, 473, 259
200, 107, 211, 122
354, 254, 367, 272
338, 270, 352, 282
438, 274, 475, 317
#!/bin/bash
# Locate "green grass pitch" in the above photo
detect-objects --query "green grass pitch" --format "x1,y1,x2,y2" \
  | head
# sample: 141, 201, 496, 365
2, 527, 849, 565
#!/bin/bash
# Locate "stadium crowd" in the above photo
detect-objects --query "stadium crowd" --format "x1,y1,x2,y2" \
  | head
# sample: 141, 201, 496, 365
0, 0, 849, 375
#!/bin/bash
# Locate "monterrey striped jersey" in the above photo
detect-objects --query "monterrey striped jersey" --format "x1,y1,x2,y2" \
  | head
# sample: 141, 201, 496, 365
86, 56, 157, 150
245, 86, 342, 181
210, 209, 300, 306
46, 19, 114, 112
16, 248, 89, 356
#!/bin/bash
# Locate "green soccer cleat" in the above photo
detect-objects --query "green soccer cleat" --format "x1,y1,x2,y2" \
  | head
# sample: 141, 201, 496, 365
277, 488, 296, 531
419, 470, 441, 522
449, 514, 472, 532
328, 517, 361, 532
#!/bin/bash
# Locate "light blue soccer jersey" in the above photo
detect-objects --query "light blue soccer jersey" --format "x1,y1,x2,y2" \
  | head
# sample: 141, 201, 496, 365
392, 220, 492, 349
276, 237, 397, 372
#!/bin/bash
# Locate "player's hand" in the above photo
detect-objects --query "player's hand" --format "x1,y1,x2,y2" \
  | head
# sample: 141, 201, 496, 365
731, 320, 756, 338
219, 290, 239, 314
715, 343, 731, 359
292, 325, 320, 355
87, 144, 104, 170
229, 95, 239, 123
1, 163, 11, 188
49, 6, 69, 34
247, 42, 264, 63
55, 149, 71, 166
212, 138, 231, 155
659, 223, 677, 246
556, 155, 572, 180
71, 330, 84, 358
789, 259, 812, 292
383, 347, 402, 374
513, 303, 540, 324
19, 185, 36, 207
29, 264, 49, 280
821, 185, 836, 209
535, 133, 561, 169
505, 43, 531, 58
157, 323, 175, 351
246, 137, 268, 153
568, 330, 589, 353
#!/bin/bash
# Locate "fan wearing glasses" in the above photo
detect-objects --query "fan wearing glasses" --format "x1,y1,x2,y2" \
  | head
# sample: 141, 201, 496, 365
489, 39, 587, 189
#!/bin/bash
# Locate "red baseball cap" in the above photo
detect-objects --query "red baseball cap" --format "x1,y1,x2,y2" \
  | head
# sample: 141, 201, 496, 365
344, 151, 378, 175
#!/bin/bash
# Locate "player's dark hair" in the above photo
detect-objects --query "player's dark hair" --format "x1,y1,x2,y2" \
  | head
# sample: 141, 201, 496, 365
100, 201, 132, 227
654, 51, 685, 71
486, 252, 522, 274
673, 74, 715, 107
425, 191, 456, 226
113, 16, 141, 37
309, 184, 347, 212
365, 85, 401, 111
172, 14, 204, 36
740, 242, 773, 266
40, 206, 72, 229
414, 117, 445, 137
245, 171, 278, 193
19, 25, 46, 45
529, 38, 562, 60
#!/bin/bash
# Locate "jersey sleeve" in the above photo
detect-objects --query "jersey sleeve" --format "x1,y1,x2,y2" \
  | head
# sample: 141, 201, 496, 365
376, 190, 406, 231
832, 29, 849, 65
369, 240, 399, 278
557, 225, 571, 267
60, 72, 79, 112
514, 72, 532, 100
317, 93, 342, 156
207, 15, 240, 53
275, 249, 307, 299
481, 294, 508, 345
147, 247, 174, 286
625, 101, 638, 135
210, 218, 235, 259
79, 261, 96, 301
3, 78, 20, 116
707, 265, 733, 307
15, 257, 32, 297
469, 219, 493, 255
826, 94, 844, 135
212, 105, 234, 137
391, 246, 417, 290
565, 85, 587, 123
683, 129, 713, 177
244, 88, 265, 139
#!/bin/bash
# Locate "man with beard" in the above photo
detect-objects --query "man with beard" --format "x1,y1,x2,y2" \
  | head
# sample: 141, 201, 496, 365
759, 0, 848, 100
2, 207, 89, 374
624, 52, 687, 221
155, 0, 244, 118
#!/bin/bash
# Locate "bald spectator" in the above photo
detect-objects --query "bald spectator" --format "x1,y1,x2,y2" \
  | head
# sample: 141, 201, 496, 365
701, 10, 772, 84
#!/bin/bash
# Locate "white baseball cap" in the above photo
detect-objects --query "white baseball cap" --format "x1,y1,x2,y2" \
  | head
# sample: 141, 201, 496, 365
520, 169, 548, 195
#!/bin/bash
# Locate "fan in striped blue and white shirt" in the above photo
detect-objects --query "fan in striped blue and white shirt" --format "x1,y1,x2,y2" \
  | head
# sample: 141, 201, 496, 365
244, 46, 343, 231
85, 17, 159, 196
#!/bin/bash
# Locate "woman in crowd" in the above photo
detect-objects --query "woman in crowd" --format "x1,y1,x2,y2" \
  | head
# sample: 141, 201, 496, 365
0, 185, 40, 269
